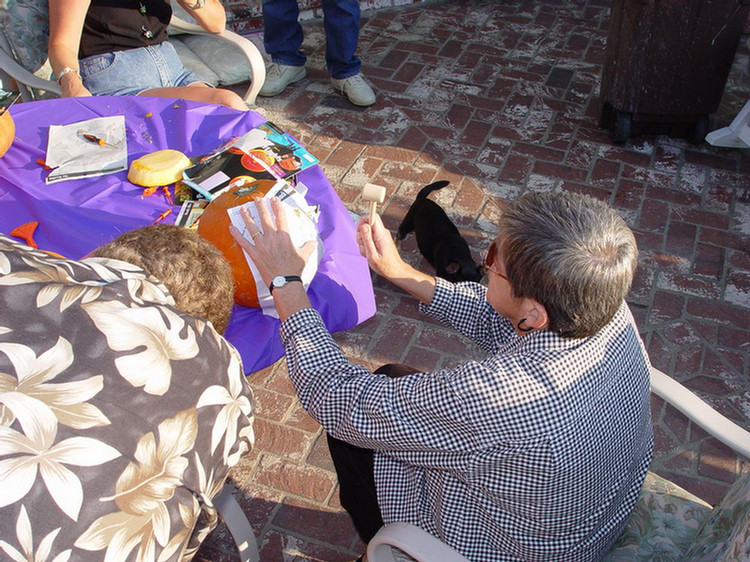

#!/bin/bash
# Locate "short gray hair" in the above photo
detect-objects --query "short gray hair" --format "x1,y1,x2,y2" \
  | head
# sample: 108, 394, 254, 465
497, 191, 637, 338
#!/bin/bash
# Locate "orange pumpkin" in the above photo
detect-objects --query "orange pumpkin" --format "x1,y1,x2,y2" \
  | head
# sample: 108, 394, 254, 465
0, 109, 15, 158
197, 179, 277, 307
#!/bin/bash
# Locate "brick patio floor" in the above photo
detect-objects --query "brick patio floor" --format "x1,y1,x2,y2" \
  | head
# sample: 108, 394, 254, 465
198, 1, 750, 560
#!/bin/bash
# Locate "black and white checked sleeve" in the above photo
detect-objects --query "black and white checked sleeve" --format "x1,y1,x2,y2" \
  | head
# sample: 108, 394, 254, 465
420, 277, 516, 352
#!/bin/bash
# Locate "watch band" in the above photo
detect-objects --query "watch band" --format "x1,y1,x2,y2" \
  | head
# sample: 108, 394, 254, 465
184, 0, 207, 9
269, 275, 302, 294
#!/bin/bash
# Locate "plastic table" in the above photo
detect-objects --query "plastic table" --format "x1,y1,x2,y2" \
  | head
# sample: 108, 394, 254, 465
0, 95, 376, 373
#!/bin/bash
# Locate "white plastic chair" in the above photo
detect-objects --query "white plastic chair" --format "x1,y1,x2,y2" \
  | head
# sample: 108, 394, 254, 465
0, 1, 265, 105
705, 99, 750, 149
214, 484, 261, 562
366, 366, 750, 562
367, 522, 470, 562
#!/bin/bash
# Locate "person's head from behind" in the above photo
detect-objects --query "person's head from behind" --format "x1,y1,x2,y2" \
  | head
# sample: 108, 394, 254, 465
91, 224, 235, 334
492, 191, 637, 338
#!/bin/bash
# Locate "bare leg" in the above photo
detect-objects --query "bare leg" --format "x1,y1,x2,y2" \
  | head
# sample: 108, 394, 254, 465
140, 83, 248, 111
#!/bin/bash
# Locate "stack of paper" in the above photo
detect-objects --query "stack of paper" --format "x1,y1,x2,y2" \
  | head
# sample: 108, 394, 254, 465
227, 180, 323, 318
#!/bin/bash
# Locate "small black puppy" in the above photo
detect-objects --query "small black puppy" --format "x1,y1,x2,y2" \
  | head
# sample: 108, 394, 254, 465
397, 180, 483, 283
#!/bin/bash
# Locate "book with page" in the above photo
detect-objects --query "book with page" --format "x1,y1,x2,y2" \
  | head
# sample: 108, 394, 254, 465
0, 89, 20, 113
181, 122, 319, 200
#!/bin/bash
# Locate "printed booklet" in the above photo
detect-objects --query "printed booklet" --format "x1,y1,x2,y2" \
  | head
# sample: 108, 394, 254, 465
181, 122, 319, 200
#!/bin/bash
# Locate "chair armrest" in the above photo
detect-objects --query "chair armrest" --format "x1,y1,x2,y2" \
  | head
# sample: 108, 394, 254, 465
168, 15, 266, 105
0, 36, 61, 101
213, 484, 261, 562
367, 523, 471, 562
651, 367, 750, 459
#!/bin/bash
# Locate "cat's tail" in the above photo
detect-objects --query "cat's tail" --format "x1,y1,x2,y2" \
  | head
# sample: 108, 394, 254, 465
416, 180, 450, 201
397, 180, 450, 240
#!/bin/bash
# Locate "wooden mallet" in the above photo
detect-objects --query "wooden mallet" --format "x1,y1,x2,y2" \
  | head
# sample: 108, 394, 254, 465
362, 183, 386, 223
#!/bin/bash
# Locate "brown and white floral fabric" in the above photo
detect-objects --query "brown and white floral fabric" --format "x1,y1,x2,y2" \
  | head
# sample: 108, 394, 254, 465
0, 234, 254, 562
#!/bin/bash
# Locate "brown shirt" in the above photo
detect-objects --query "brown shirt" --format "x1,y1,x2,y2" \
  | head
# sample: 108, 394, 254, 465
0, 234, 254, 561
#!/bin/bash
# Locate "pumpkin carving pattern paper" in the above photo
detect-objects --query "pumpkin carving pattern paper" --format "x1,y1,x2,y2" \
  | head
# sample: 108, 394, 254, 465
197, 179, 279, 307
225, 180, 323, 318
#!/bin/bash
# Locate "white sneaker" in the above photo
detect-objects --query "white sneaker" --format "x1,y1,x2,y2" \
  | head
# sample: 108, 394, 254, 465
259, 62, 307, 97
330, 73, 376, 107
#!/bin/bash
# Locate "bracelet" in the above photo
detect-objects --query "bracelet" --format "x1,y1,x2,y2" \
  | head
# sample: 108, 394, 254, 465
56, 67, 79, 83
184, 0, 206, 9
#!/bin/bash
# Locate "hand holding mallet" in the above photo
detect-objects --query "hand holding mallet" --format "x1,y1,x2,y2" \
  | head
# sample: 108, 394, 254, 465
362, 183, 386, 223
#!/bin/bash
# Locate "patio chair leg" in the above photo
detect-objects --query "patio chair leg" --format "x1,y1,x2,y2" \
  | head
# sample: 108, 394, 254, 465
213, 484, 261, 562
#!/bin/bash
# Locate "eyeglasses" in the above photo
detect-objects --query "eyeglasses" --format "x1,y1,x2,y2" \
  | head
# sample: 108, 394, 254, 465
481, 242, 509, 282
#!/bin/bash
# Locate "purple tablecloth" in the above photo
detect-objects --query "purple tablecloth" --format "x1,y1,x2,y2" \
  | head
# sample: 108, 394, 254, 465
0, 96, 375, 373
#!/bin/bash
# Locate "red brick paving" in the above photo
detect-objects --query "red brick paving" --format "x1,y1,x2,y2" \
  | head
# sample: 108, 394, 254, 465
200, 1, 750, 560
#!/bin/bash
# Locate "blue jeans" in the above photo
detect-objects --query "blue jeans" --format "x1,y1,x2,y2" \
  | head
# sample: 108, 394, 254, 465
79, 41, 200, 96
262, 0, 361, 79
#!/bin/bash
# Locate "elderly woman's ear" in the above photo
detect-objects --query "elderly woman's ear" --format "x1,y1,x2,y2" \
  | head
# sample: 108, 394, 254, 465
516, 299, 549, 333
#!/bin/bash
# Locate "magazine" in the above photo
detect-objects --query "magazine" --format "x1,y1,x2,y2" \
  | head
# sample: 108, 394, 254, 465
182, 122, 319, 200
0, 89, 20, 113
174, 199, 209, 229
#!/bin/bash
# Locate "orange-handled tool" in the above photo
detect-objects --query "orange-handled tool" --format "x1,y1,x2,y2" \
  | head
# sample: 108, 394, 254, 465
150, 208, 172, 225
78, 131, 116, 148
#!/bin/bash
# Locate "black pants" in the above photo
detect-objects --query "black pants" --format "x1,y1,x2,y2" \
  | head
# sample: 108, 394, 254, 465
326, 363, 419, 543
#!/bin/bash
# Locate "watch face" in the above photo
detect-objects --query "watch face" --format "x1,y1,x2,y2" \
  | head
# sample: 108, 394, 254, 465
272, 276, 285, 287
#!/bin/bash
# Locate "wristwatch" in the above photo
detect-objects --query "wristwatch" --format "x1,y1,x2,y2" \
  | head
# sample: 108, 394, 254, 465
269, 275, 302, 294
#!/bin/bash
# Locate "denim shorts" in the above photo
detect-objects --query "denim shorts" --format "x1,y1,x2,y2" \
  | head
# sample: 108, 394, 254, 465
79, 41, 202, 96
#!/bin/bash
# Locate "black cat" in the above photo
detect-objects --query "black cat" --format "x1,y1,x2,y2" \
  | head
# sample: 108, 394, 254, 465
397, 180, 483, 283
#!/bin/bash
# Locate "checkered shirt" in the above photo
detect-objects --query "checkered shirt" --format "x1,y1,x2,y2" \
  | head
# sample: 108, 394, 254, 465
279, 278, 653, 562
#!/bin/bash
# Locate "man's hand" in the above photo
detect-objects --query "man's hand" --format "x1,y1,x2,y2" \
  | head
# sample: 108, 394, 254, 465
229, 197, 316, 321
356, 213, 408, 280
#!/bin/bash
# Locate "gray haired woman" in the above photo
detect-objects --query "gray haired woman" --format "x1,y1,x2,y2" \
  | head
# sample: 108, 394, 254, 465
232, 190, 652, 562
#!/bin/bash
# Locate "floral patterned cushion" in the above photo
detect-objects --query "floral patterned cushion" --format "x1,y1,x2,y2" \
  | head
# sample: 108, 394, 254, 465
168, 2, 256, 86
683, 471, 750, 562
169, 35, 222, 86
602, 471, 713, 562
366, 470, 745, 562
